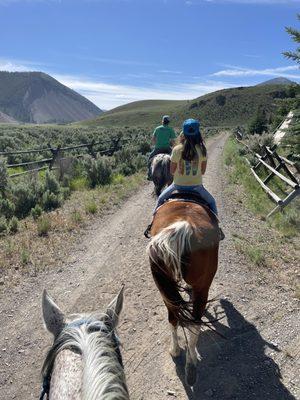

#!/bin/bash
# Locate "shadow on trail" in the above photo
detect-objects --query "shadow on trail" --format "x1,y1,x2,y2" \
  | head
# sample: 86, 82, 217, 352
173, 299, 295, 400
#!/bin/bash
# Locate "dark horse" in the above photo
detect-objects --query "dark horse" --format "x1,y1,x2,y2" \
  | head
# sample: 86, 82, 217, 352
151, 153, 173, 196
147, 200, 219, 386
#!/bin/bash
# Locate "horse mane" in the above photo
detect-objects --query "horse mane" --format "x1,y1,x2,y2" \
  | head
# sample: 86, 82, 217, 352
151, 154, 172, 196
42, 314, 129, 400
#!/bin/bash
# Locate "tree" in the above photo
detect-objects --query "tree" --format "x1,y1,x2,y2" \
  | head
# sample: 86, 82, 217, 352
283, 14, 300, 64
248, 109, 268, 135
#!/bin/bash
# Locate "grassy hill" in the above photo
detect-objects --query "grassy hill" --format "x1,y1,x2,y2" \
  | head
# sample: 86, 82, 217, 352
85, 83, 291, 129
0, 71, 102, 124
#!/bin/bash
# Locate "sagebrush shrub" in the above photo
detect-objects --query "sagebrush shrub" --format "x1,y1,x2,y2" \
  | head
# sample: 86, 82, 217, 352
31, 205, 42, 220
9, 216, 19, 234
42, 190, 61, 211
83, 155, 112, 187
0, 197, 15, 219
12, 181, 37, 218
44, 171, 60, 195
0, 158, 8, 195
0, 216, 7, 236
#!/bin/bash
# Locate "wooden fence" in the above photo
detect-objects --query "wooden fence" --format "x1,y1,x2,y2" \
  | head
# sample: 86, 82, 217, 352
0, 137, 124, 178
236, 135, 299, 218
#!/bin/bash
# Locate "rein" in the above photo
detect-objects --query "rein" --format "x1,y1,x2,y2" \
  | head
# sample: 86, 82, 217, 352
39, 318, 123, 399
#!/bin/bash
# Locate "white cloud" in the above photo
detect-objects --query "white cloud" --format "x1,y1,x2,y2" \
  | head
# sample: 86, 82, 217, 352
158, 69, 183, 74
212, 65, 300, 79
0, 57, 233, 109
55, 74, 232, 109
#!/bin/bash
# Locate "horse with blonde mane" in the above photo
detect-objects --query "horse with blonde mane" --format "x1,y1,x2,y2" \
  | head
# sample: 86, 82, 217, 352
147, 199, 219, 386
40, 287, 128, 400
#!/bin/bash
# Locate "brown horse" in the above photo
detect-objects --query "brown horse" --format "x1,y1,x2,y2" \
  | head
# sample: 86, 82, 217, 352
147, 200, 219, 386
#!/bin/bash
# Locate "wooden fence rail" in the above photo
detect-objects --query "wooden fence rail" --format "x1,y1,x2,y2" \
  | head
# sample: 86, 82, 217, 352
1, 136, 130, 179
236, 134, 299, 218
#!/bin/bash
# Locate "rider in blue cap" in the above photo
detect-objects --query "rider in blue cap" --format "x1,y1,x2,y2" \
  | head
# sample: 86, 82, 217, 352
154, 118, 218, 216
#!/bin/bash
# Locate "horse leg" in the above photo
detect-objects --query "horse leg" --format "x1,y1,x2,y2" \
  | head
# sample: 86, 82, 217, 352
185, 288, 208, 386
168, 309, 181, 357
185, 326, 201, 386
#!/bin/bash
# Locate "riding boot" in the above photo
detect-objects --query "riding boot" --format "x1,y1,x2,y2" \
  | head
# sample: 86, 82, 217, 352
144, 223, 152, 238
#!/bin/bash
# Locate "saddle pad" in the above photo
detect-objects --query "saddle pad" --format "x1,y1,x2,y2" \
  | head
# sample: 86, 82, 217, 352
166, 190, 210, 209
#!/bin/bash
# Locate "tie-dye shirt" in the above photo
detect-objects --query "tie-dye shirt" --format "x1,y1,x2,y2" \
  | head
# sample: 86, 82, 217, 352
171, 143, 206, 186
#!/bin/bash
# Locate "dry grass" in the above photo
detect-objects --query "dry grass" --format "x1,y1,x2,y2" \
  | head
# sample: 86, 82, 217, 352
0, 172, 145, 286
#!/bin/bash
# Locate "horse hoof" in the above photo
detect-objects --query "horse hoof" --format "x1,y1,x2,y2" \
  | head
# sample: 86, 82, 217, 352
185, 363, 197, 387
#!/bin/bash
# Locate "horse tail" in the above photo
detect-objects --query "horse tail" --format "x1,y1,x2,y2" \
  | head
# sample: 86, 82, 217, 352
147, 220, 199, 326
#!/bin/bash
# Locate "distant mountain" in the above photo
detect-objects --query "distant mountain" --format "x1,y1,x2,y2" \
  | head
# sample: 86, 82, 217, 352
258, 77, 296, 86
85, 83, 291, 128
0, 71, 102, 124
0, 110, 18, 124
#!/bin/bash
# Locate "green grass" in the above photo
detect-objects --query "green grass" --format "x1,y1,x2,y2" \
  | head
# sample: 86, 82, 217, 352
70, 176, 89, 191
233, 236, 267, 267
37, 216, 51, 236
85, 200, 97, 214
85, 84, 291, 129
224, 137, 299, 237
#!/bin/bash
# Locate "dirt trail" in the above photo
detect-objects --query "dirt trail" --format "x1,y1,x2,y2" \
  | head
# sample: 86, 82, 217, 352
0, 133, 298, 399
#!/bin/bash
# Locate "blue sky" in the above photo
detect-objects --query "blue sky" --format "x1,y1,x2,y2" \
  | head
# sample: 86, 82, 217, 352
0, 0, 299, 109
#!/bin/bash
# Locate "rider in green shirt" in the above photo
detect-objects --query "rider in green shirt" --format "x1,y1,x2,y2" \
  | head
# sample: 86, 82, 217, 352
147, 115, 176, 179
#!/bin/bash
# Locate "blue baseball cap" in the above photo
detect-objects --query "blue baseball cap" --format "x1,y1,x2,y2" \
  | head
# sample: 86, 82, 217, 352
183, 119, 200, 136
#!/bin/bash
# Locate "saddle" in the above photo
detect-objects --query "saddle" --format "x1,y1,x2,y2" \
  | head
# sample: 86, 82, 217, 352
166, 190, 211, 211
143, 190, 216, 239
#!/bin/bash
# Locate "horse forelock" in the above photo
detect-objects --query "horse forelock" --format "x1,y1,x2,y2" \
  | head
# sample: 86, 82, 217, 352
42, 314, 129, 400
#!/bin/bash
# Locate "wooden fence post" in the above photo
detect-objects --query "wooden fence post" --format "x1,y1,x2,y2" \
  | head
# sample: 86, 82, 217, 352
88, 140, 96, 158
48, 143, 61, 170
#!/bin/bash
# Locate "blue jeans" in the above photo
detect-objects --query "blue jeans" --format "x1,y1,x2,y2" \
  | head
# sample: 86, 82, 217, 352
154, 183, 218, 215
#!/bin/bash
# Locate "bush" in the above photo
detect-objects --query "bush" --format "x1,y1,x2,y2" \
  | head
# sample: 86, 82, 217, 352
31, 205, 42, 220
37, 216, 51, 236
61, 187, 71, 200
9, 216, 19, 234
0, 198, 15, 219
0, 158, 8, 195
138, 141, 151, 155
42, 190, 61, 211
0, 216, 7, 236
248, 110, 268, 135
83, 155, 112, 188
44, 171, 60, 195
12, 181, 37, 218
246, 133, 274, 155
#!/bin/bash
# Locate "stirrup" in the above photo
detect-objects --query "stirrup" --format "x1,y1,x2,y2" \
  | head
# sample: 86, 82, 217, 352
144, 223, 152, 239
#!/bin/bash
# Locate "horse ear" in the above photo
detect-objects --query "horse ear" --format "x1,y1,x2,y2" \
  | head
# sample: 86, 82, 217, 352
42, 289, 65, 337
105, 286, 124, 329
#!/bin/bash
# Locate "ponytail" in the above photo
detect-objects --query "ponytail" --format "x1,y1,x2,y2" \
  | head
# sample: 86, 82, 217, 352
181, 134, 207, 161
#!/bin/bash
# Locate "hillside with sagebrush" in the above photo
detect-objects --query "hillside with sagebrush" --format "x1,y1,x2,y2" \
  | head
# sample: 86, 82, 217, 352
86, 81, 292, 128
0, 71, 102, 124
